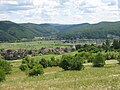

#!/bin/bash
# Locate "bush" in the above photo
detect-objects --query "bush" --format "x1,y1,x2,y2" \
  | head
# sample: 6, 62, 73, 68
117, 53, 120, 64
0, 60, 11, 74
47, 57, 60, 67
87, 54, 95, 63
71, 55, 84, 70
19, 64, 28, 71
93, 53, 106, 67
105, 51, 119, 60
59, 55, 73, 70
28, 64, 44, 76
59, 54, 84, 70
39, 58, 48, 68
0, 68, 5, 82
21, 57, 35, 69
20, 57, 44, 76
22, 56, 32, 64
75, 52, 95, 63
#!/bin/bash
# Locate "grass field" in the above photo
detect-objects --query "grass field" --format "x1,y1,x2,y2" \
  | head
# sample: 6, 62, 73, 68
8, 51, 78, 69
31, 51, 77, 61
0, 60, 119, 90
0, 40, 69, 50
0, 40, 120, 90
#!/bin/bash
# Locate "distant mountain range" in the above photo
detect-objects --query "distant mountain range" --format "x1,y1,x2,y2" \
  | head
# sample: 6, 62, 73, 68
0, 21, 120, 42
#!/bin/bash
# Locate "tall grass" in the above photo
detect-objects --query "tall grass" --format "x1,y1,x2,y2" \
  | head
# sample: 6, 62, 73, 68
0, 62, 119, 90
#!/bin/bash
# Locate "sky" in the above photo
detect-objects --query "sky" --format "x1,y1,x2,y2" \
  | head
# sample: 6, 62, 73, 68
0, 0, 120, 24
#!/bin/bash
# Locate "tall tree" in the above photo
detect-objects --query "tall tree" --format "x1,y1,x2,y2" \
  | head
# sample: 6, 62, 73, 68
112, 39, 120, 49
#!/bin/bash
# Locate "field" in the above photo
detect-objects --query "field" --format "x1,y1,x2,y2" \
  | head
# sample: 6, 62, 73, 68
0, 40, 68, 50
0, 39, 107, 50
0, 60, 119, 90
0, 40, 120, 90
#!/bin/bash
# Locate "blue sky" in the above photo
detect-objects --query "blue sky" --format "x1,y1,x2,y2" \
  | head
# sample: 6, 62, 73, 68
0, 0, 120, 24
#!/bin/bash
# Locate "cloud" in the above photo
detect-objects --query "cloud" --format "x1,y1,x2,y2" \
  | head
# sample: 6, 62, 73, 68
0, 0, 34, 12
0, 0, 120, 24
102, 0, 117, 6
118, 0, 120, 8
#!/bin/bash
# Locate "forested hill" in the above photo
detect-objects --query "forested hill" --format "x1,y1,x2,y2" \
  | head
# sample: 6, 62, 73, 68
56, 21, 120, 39
0, 21, 58, 41
0, 21, 120, 42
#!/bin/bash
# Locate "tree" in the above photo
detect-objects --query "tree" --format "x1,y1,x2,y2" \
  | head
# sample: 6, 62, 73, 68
93, 53, 106, 67
102, 40, 111, 52
75, 44, 82, 50
112, 39, 120, 49
105, 39, 110, 46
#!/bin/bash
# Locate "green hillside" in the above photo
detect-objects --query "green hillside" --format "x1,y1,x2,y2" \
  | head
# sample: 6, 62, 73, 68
0, 21, 37, 41
0, 21, 120, 42
0, 21, 59, 42
57, 22, 120, 39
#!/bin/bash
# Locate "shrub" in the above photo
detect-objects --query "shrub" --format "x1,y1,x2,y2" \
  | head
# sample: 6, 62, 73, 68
87, 54, 95, 63
0, 55, 3, 60
75, 44, 82, 50
28, 64, 44, 76
0, 68, 5, 82
59, 54, 84, 70
22, 57, 35, 69
59, 59, 71, 70
117, 53, 120, 64
47, 57, 60, 67
20, 57, 44, 76
22, 56, 31, 64
19, 64, 28, 71
71, 55, 84, 70
39, 58, 48, 68
59, 55, 73, 70
0, 60, 11, 74
76, 52, 95, 63
93, 53, 106, 67
50, 57, 59, 66
105, 51, 119, 60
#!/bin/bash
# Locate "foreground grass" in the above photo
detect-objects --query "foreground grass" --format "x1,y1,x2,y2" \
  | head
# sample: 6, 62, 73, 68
0, 62, 120, 90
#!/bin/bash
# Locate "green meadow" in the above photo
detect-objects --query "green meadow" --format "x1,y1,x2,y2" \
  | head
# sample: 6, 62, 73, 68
0, 40, 68, 50
0, 40, 120, 90
0, 59, 119, 90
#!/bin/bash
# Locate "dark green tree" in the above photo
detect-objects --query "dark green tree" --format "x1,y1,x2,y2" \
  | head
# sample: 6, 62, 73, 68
112, 39, 120, 49
105, 39, 110, 46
